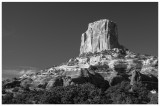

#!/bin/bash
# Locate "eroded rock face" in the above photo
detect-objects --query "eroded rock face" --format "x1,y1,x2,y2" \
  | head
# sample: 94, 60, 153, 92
80, 19, 120, 55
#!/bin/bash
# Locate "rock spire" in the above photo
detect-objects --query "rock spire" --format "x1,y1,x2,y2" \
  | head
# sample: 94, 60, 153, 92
80, 19, 120, 55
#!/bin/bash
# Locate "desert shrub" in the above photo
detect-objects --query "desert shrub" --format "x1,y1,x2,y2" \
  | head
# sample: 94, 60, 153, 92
40, 86, 64, 104
40, 83, 101, 104
71, 83, 101, 104
148, 92, 158, 104
131, 82, 150, 103
2, 92, 13, 104
105, 81, 150, 104
24, 90, 45, 104
13, 90, 44, 104
105, 81, 131, 104
2, 81, 157, 104
12, 92, 30, 104
39, 83, 112, 104
2, 90, 44, 104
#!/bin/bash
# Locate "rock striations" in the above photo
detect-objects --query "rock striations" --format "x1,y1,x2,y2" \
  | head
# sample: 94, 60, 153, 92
2, 19, 158, 97
80, 19, 120, 55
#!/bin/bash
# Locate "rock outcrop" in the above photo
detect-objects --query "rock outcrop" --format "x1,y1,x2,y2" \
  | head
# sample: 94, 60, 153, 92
2, 19, 158, 96
80, 19, 120, 55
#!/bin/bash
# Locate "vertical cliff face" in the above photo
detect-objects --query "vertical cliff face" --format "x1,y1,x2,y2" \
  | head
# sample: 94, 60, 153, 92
80, 19, 120, 55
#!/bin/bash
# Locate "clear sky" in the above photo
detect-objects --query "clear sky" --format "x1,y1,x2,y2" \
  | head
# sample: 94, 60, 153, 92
2, 2, 158, 79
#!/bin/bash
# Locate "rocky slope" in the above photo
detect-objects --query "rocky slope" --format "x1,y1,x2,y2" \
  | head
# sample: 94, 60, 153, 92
2, 19, 158, 95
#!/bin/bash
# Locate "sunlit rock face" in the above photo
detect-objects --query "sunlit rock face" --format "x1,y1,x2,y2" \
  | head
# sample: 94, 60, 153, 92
80, 19, 120, 55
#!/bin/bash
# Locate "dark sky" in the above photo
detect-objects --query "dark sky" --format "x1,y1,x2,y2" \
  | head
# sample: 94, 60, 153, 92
2, 2, 158, 78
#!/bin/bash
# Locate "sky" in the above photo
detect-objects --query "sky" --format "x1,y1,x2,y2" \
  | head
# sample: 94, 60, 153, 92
2, 2, 158, 79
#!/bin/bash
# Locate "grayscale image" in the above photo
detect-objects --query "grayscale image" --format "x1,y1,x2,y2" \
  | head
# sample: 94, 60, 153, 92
2, 2, 158, 104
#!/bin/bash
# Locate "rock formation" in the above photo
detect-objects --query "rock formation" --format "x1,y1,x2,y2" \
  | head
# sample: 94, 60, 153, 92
2, 19, 158, 99
80, 19, 120, 55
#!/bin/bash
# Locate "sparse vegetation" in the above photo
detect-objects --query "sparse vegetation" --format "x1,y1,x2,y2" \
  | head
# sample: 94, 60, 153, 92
2, 81, 157, 104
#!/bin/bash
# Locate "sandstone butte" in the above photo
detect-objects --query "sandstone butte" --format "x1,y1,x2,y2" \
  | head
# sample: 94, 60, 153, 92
80, 19, 121, 55
3, 19, 158, 93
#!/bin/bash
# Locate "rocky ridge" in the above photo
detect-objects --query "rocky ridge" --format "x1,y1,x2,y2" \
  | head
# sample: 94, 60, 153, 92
3, 19, 158, 94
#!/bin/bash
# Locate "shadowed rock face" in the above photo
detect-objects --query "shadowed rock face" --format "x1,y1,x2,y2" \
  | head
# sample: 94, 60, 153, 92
80, 19, 120, 55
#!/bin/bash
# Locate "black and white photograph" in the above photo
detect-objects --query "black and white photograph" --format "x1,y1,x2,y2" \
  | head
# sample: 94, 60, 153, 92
2, 2, 158, 104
